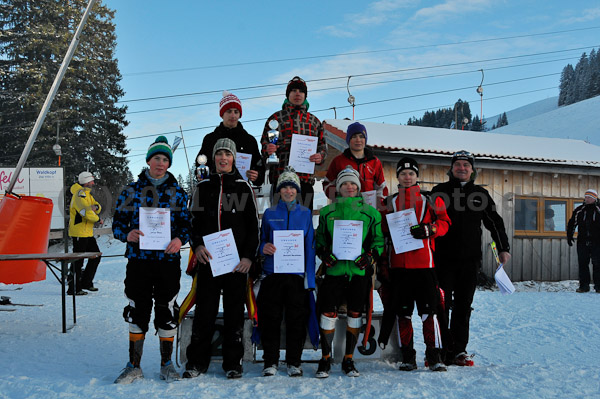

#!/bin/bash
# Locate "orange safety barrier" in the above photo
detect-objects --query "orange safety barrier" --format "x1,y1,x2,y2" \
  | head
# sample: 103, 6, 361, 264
0, 194, 53, 284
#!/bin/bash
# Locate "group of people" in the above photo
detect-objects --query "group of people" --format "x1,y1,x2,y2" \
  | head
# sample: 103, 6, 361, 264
81, 75, 594, 385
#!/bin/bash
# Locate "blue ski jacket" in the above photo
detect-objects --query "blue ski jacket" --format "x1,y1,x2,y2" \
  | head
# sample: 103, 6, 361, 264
113, 170, 191, 261
260, 200, 316, 289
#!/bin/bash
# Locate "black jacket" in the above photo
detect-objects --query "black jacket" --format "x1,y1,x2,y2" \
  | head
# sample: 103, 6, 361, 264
190, 170, 260, 261
431, 177, 510, 261
195, 122, 265, 187
567, 202, 600, 245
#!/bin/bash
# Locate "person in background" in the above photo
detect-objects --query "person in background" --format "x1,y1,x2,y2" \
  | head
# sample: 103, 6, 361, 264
261, 76, 327, 210
195, 91, 265, 187
431, 150, 510, 367
184, 138, 259, 380
323, 122, 388, 207
112, 136, 192, 384
68, 171, 103, 295
567, 189, 600, 293
377, 157, 451, 372
258, 166, 315, 377
314, 167, 383, 378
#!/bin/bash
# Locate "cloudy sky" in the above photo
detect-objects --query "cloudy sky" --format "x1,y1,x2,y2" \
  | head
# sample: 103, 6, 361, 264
101, 0, 600, 178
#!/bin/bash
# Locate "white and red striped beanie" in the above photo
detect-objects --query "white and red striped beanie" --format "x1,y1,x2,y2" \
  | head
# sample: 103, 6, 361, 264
219, 91, 242, 117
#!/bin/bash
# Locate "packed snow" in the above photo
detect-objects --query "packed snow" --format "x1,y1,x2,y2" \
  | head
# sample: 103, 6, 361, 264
491, 95, 600, 146
1, 234, 599, 399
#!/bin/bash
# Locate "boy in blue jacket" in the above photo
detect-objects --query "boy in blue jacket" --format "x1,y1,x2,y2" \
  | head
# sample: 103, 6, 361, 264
258, 166, 316, 377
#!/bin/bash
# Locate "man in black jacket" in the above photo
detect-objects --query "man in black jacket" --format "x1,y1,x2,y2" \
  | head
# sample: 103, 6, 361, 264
195, 91, 265, 187
567, 189, 600, 293
431, 150, 510, 367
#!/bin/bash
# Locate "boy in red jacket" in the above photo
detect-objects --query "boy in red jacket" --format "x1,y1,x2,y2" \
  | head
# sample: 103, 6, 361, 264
378, 157, 450, 372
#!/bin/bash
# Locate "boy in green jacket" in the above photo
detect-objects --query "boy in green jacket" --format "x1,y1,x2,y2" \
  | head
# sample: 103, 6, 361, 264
314, 167, 383, 378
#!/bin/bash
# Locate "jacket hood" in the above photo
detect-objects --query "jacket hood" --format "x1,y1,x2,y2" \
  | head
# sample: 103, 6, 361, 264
137, 169, 178, 185
70, 182, 88, 195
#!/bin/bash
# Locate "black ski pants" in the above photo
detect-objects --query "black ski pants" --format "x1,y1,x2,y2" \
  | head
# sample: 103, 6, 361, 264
70, 236, 101, 290
257, 273, 307, 367
434, 258, 479, 355
186, 265, 247, 372
577, 242, 600, 289
123, 258, 181, 333
317, 274, 370, 315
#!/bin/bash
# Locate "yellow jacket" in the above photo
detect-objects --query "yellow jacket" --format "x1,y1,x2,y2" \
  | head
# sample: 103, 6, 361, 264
68, 183, 101, 238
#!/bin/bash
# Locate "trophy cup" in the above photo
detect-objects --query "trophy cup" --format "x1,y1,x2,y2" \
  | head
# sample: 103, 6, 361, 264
195, 154, 210, 181
267, 119, 280, 165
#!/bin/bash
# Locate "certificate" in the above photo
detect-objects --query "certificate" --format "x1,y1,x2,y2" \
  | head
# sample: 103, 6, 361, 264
494, 265, 516, 295
385, 209, 424, 254
139, 207, 171, 250
236, 152, 252, 181
332, 220, 363, 261
361, 190, 378, 209
289, 134, 318, 174
203, 228, 240, 277
273, 230, 305, 273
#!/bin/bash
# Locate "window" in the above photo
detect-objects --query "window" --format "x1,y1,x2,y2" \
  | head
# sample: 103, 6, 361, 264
514, 197, 580, 237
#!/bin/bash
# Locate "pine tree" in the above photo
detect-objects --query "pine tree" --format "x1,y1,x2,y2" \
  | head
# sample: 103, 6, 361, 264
573, 53, 589, 103
558, 64, 575, 106
0, 0, 129, 205
470, 115, 483, 132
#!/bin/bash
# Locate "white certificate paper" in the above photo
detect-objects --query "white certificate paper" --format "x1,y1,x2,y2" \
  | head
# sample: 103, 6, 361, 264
203, 228, 240, 277
361, 190, 378, 209
385, 209, 424, 254
289, 134, 318, 174
273, 230, 305, 273
236, 152, 252, 181
139, 207, 171, 250
494, 264, 516, 295
332, 220, 363, 261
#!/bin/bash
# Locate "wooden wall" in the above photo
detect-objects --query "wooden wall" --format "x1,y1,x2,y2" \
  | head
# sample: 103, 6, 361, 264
381, 162, 600, 282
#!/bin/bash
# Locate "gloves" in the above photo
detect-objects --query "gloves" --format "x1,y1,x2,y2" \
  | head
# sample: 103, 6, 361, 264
322, 252, 338, 268
567, 236, 574, 247
410, 223, 437, 239
354, 252, 376, 270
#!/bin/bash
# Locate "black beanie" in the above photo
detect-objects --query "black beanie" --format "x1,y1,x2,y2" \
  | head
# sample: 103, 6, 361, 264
286, 76, 307, 98
396, 157, 419, 176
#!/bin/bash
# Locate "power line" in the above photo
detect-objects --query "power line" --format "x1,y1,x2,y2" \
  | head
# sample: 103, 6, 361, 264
121, 26, 600, 77
118, 45, 597, 103
0, 47, 591, 124
124, 57, 574, 115
123, 80, 560, 154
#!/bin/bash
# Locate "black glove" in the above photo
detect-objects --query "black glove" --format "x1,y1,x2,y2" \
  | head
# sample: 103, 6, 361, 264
410, 223, 437, 239
567, 236, 574, 247
355, 252, 375, 270
322, 252, 338, 268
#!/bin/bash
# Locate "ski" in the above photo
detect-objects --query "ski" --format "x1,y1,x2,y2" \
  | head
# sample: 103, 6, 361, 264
0, 287, 23, 291
0, 308, 16, 312
0, 296, 43, 307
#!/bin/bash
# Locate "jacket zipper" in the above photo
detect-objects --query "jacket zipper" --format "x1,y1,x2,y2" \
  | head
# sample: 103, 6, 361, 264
218, 175, 223, 231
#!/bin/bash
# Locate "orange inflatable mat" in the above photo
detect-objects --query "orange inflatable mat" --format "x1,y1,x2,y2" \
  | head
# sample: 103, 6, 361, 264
0, 194, 53, 284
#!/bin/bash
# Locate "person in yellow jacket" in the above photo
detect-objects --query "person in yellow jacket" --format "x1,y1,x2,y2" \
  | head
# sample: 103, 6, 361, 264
68, 171, 103, 295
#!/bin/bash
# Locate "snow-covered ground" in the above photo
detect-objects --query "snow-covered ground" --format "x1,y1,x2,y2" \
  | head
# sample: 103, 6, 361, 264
489, 95, 600, 146
1, 234, 599, 399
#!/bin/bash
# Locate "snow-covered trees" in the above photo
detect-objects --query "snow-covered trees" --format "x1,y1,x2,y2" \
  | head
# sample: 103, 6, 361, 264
558, 48, 600, 107
0, 0, 129, 194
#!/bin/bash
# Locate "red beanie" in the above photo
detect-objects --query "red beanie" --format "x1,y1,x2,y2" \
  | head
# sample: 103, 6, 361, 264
219, 91, 242, 117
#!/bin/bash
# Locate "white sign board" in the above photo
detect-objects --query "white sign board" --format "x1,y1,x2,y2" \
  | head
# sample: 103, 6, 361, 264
0, 167, 64, 229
